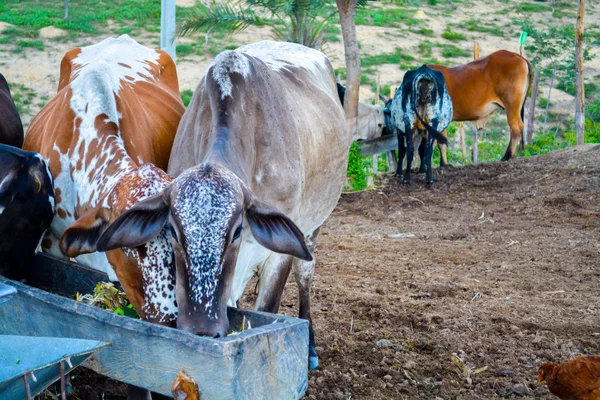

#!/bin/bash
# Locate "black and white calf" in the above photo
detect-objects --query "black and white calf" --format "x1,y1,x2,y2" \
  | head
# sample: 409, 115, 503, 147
389, 65, 453, 185
0, 144, 54, 279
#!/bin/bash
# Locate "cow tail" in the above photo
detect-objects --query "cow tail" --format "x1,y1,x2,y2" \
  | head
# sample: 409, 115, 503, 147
413, 103, 448, 145
521, 57, 533, 123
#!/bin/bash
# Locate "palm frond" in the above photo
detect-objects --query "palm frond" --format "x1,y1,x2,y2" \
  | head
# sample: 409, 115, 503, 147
177, 3, 267, 37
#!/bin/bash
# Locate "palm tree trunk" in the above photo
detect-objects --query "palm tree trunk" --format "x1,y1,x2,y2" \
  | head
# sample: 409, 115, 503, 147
336, 0, 360, 142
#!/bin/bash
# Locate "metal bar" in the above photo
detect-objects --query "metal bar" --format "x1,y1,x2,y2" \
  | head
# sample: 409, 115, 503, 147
160, 0, 177, 62
357, 135, 398, 156
23, 374, 32, 400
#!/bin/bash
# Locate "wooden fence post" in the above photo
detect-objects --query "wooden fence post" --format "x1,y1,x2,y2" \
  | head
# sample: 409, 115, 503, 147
472, 43, 479, 164
575, 0, 586, 145
526, 68, 540, 146
459, 122, 466, 158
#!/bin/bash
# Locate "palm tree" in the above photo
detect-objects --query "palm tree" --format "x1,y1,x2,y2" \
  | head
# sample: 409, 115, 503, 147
178, 0, 367, 50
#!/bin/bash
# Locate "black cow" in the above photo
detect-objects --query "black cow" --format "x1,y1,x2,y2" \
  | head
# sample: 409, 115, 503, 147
0, 74, 24, 148
389, 65, 453, 185
0, 144, 54, 279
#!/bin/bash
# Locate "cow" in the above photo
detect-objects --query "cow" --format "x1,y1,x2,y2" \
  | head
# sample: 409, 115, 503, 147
23, 35, 185, 328
389, 65, 452, 185
0, 144, 54, 279
0, 73, 24, 148
96, 40, 349, 370
337, 82, 385, 141
429, 50, 532, 163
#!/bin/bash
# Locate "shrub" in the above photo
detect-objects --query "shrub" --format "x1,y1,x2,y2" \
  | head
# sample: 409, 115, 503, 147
346, 142, 372, 191
181, 89, 194, 107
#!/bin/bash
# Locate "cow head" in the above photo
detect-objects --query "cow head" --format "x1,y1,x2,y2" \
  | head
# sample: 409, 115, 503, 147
97, 162, 311, 337
59, 163, 177, 325
354, 103, 385, 141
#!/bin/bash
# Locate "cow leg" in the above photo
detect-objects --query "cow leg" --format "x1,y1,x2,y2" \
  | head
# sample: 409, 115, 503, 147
425, 136, 436, 185
502, 103, 526, 161
439, 129, 450, 167
255, 253, 293, 314
417, 134, 426, 173
395, 133, 406, 181
293, 228, 319, 369
404, 131, 415, 184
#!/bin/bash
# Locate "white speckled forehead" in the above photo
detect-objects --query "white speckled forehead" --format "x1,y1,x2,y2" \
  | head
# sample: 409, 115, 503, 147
71, 34, 161, 95
237, 40, 330, 73
172, 164, 242, 318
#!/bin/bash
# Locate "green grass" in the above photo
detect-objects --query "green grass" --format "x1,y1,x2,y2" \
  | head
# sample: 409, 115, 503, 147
439, 44, 470, 58
181, 89, 194, 107
10, 83, 36, 116
18, 40, 44, 50
0, 0, 198, 34
415, 27, 435, 37
442, 29, 466, 41
463, 19, 505, 37
355, 7, 414, 27
519, 2, 552, 12
361, 47, 415, 67
176, 43, 195, 58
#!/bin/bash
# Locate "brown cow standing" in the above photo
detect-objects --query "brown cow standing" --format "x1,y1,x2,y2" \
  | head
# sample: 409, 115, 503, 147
429, 50, 532, 162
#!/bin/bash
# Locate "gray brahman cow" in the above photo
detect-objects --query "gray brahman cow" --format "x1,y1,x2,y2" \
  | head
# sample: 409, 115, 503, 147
98, 40, 349, 370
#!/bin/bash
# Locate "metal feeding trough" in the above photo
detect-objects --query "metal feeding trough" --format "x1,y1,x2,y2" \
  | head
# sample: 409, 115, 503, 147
0, 335, 108, 399
0, 254, 309, 399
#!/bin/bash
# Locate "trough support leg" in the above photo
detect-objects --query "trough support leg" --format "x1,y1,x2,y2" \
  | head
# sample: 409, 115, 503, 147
60, 361, 66, 400
23, 374, 32, 400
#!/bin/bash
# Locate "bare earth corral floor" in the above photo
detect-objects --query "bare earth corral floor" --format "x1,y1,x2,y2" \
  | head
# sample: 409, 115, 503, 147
45, 145, 600, 399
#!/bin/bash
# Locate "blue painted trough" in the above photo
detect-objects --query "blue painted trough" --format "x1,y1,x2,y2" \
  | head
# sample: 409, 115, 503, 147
0, 253, 309, 399
0, 335, 108, 399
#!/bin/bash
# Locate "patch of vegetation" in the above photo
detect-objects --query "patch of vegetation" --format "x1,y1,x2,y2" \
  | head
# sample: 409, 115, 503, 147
439, 43, 470, 58
355, 7, 413, 27
417, 40, 434, 57
10, 83, 36, 116
346, 142, 372, 191
361, 47, 415, 67
463, 19, 504, 37
0, 0, 165, 34
176, 43, 195, 57
415, 27, 435, 37
18, 40, 44, 51
519, 2, 552, 12
523, 132, 567, 156
442, 29, 466, 41
564, 120, 600, 146
181, 89, 194, 107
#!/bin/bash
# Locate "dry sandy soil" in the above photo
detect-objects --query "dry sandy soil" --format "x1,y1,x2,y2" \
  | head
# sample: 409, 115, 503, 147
50, 144, 600, 399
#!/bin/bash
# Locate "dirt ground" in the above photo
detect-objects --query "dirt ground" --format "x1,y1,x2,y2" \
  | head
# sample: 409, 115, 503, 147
296, 144, 600, 400
50, 144, 600, 400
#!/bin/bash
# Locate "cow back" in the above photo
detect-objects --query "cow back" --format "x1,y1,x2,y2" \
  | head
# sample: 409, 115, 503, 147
170, 41, 347, 233
0, 74, 24, 148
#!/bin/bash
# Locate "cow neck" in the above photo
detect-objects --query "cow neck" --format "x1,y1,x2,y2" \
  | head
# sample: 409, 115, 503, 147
204, 125, 250, 186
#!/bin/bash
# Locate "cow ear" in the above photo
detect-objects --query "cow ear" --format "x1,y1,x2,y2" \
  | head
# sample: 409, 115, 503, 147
60, 208, 111, 257
97, 193, 170, 252
244, 190, 312, 261
0, 171, 17, 211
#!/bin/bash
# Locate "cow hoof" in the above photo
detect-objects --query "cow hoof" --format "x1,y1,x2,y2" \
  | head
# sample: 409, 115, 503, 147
309, 356, 319, 370
440, 163, 454, 168
501, 154, 512, 161
417, 168, 426, 174
426, 181, 434, 187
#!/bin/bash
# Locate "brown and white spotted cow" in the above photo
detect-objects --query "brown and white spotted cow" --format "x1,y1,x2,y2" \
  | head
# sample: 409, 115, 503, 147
24, 35, 185, 325
97, 41, 349, 370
